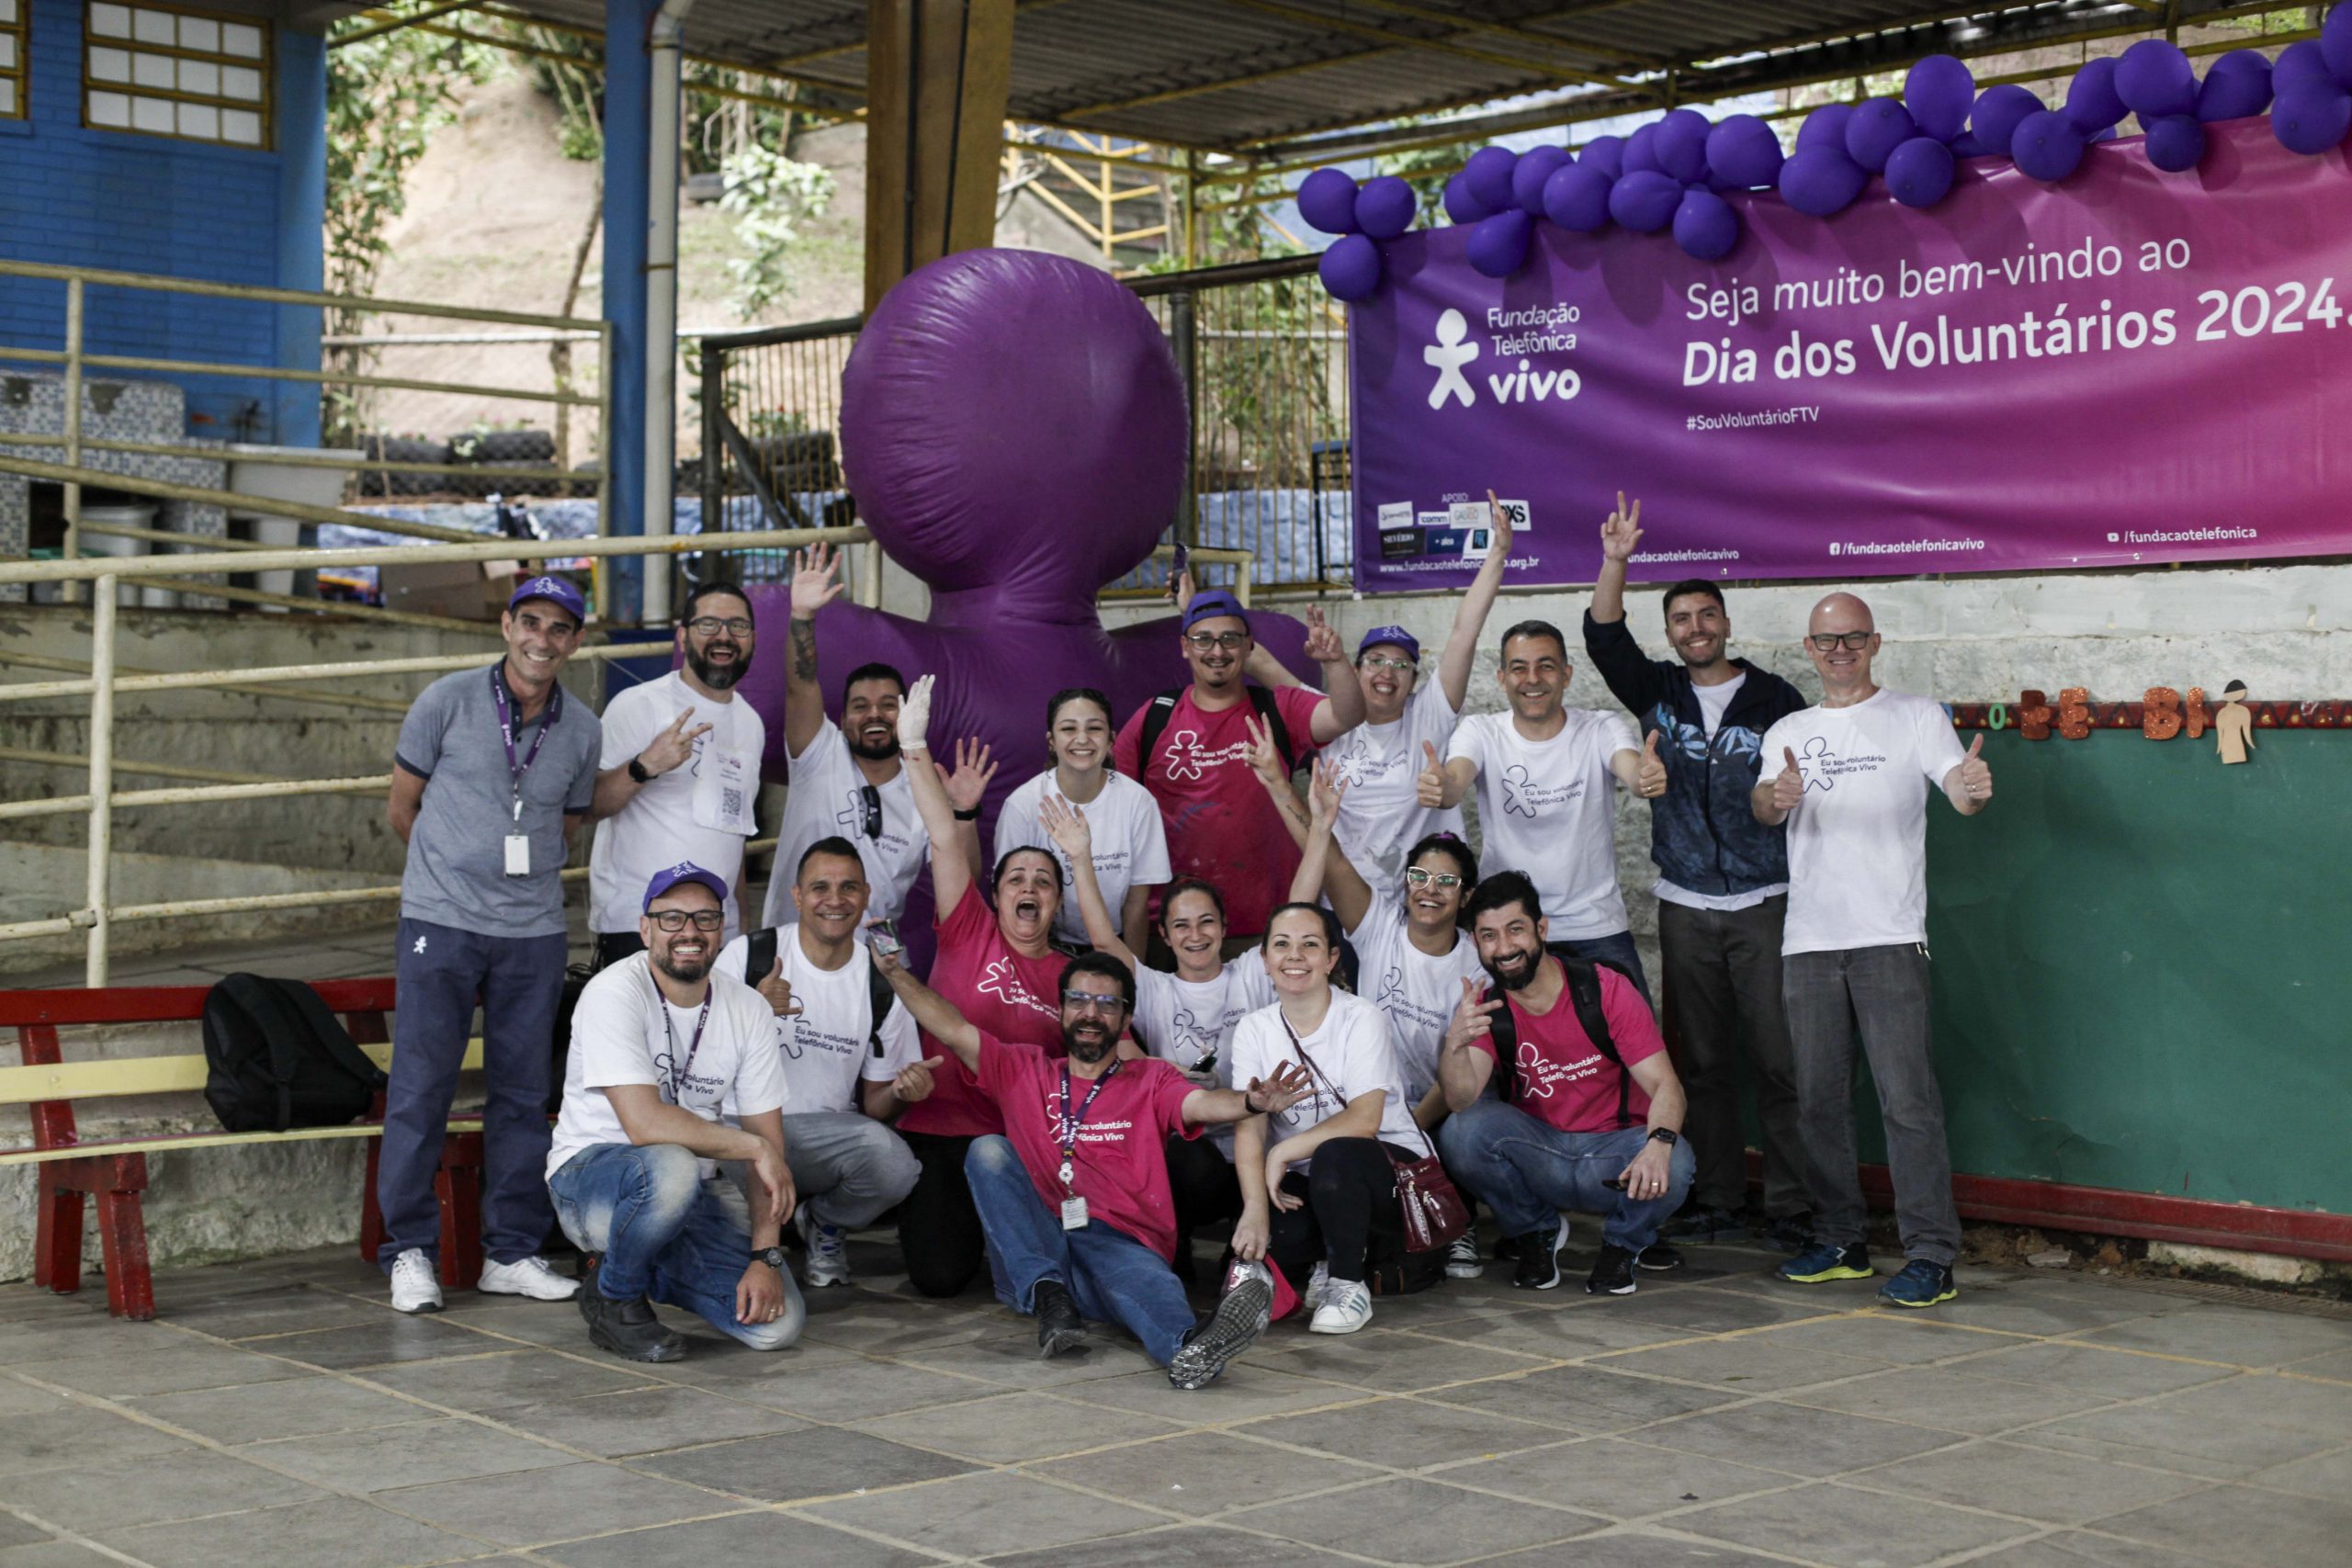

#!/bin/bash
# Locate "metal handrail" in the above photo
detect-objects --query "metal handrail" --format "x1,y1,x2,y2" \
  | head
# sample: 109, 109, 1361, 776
0, 257, 600, 331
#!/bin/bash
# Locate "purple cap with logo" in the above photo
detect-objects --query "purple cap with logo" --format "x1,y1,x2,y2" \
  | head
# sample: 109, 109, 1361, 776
642, 861, 729, 911
1182, 589, 1250, 632
1356, 625, 1420, 663
507, 573, 586, 624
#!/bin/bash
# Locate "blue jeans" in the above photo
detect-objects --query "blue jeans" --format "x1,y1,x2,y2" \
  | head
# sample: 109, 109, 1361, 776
1437, 1101, 1694, 1252
379, 917, 567, 1268
1549, 931, 1654, 1011
548, 1143, 803, 1351
964, 1135, 1195, 1367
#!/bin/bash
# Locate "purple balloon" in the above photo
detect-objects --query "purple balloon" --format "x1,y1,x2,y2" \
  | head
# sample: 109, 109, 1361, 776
1972, 84, 2043, 155
2144, 114, 2207, 173
1654, 107, 1713, 181
1442, 172, 1489, 225
1579, 134, 1625, 180
2012, 108, 2087, 181
1706, 114, 1785, 187
1352, 175, 1416, 240
1296, 168, 1360, 235
2272, 83, 2352, 155
1672, 188, 1739, 261
1777, 145, 1869, 217
2116, 39, 2197, 119
2087, 125, 2119, 145
1797, 102, 1854, 152
2326, 5, 2352, 89
1464, 144, 1519, 212
1607, 169, 1682, 232
2198, 51, 2273, 123
1542, 162, 1614, 232
1623, 122, 1663, 175
2275, 40, 2335, 98
1948, 131, 1991, 158
1510, 145, 1571, 216
1317, 233, 1382, 301
1845, 96, 1918, 172
1905, 54, 1976, 141
1465, 209, 1533, 278
2065, 56, 2127, 131
1884, 136, 1955, 208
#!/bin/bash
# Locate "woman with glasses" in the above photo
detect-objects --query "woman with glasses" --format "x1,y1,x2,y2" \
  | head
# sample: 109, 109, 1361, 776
994, 688, 1170, 953
1229, 903, 1437, 1335
1037, 795, 1271, 1281
888, 674, 1074, 1297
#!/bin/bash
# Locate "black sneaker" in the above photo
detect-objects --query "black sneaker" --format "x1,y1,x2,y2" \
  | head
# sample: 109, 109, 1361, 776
1636, 1242, 1684, 1272
577, 1287, 686, 1362
1511, 1217, 1566, 1290
1169, 1261, 1272, 1390
1658, 1204, 1739, 1243
1034, 1279, 1088, 1359
1587, 1243, 1638, 1296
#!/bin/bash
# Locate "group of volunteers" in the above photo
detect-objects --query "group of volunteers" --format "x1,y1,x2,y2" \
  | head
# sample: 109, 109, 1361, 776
376, 492, 1993, 1390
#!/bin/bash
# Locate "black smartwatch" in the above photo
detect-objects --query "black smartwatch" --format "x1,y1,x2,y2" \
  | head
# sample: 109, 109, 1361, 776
749, 1246, 786, 1269
627, 756, 654, 784
952, 806, 981, 821
1646, 1127, 1679, 1147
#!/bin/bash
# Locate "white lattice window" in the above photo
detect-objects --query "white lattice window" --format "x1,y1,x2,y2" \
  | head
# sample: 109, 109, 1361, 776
84, 2, 269, 148
0, 0, 27, 120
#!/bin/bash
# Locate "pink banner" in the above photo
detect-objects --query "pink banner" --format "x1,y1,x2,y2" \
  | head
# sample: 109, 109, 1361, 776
1351, 119, 2352, 592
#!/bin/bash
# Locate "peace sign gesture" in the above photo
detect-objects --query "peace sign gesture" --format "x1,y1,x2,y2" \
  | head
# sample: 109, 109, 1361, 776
1600, 491, 1644, 564
637, 706, 712, 778
1442, 975, 1502, 1057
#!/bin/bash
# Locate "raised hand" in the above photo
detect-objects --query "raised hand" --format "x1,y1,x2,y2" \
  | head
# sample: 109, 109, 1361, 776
1957, 733, 1994, 802
1414, 739, 1446, 808
890, 1055, 945, 1104
1307, 757, 1349, 829
1635, 730, 1668, 800
637, 707, 712, 778
1302, 604, 1343, 665
940, 737, 997, 812
1241, 714, 1291, 790
1485, 487, 1516, 559
1037, 791, 1094, 859
789, 541, 846, 619
1772, 745, 1805, 812
898, 672, 934, 753
755, 957, 802, 1020
1600, 491, 1644, 563
1442, 976, 1502, 1056
1246, 1061, 1315, 1119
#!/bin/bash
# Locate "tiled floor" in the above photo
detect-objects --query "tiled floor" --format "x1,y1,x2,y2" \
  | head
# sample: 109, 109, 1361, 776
2, 1232, 2347, 1567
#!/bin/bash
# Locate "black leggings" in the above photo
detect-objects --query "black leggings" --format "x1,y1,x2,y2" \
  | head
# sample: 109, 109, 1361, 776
1267, 1137, 1414, 1288
1166, 1134, 1244, 1265
897, 1132, 984, 1298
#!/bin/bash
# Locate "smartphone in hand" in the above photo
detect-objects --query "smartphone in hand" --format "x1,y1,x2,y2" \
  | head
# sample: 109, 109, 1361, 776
865, 919, 901, 959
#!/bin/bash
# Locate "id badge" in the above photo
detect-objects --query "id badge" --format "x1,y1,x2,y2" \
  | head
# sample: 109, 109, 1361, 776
1059, 1195, 1089, 1231
693, 745, 754, 835
503, 834, 531, 876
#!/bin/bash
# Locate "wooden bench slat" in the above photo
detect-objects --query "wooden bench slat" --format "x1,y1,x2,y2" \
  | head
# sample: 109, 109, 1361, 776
0, 1116, 488, 1168
0, 1039, 487, 1106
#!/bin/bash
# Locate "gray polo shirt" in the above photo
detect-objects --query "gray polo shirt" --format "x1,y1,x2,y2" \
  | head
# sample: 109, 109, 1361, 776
395, 662, 599, 938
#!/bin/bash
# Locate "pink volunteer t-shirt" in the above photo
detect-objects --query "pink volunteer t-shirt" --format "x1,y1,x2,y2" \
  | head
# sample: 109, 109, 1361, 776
1114, 683, 1326, 940
1472, 964, 1665, 1134
896, 883, 1068, 1139
974, 1032, 1201, 1260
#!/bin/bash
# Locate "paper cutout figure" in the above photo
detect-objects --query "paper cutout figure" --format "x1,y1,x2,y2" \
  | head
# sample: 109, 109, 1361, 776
2216, 681, 2256, 764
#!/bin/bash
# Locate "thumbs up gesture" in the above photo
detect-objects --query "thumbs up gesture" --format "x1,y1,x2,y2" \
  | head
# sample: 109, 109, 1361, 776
1957, 733, 1994, 802
1635, 730, 1668, 799
1771, 745, 1805, 812
1415, 739, 1447, 808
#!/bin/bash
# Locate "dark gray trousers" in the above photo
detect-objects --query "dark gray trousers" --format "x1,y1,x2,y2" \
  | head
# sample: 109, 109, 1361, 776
1657, 895, 1805, 1219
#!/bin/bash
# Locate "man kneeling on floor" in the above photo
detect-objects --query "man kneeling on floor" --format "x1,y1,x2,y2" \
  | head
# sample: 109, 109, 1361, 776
546, 863, 801, 1361
874, 944, 1315, 1389
1437, 872, 1697, 1297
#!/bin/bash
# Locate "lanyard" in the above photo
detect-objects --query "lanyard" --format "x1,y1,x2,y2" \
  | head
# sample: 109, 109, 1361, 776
489, 665, 560, 824
1056, 1062, 1121, 1188
659, 989, 714, 1104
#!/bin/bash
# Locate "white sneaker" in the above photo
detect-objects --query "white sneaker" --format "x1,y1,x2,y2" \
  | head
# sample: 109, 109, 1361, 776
389, 1249, 443, 1314
1308, 1279, 1374, 1335
478, 1255, 580, 1302
1445, 1232, 1485, 1279
802, 1213, 852, 1288
1305, 1260, 1331, 1312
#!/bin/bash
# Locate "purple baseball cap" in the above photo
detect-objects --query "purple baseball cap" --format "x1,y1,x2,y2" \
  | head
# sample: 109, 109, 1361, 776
1182, 589, 1250, 632
507, 573, 586, 624
1356, 625, 1421, 663
642, 861, 729, 911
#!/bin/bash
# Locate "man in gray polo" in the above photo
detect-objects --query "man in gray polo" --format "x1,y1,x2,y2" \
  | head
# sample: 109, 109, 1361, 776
381, 575, 602, 1314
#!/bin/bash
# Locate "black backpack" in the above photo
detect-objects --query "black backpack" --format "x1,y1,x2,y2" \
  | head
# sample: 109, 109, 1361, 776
548, 961, 597, 1114
1135, 684, 1295, 777
202, 974, 390, 1133
745, 926, 897, 1060
1488, 955, 1641, 1128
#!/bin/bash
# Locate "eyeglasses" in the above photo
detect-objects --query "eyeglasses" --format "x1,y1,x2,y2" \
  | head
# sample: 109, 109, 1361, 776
1060, 991, 1128, 1014
1360, 655, 1417, 672
856, 784, 881, 840
1807, 631, 1875, 652
1184, 631, 1249, 651
685, 615, 753, 637
650, 909, 725, 931
1404, 868, 1463, 889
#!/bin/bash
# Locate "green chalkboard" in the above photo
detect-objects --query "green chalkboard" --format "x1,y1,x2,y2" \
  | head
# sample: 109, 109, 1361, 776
1905, 728, 2347, 1215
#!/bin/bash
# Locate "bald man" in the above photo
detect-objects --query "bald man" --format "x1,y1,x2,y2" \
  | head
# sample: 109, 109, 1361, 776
1751, 593, 1992, 1310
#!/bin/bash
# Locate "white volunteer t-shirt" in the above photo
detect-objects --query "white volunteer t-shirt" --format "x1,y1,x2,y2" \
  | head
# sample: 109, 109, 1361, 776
590, 672, 766, 938
1692, 671, 1746, 738
714, 925, 920, 1116
546, 953, 786, 1182
1327, 682, 1465, 908
1447, 707, 1640, 939
1347, 904, 1487, 1106
1231, 988, 1431, 1166
763, 718, 928, 931
1759, 689, 1967, 957
995, 770, 1171, 948
1657, 672, 1787, 914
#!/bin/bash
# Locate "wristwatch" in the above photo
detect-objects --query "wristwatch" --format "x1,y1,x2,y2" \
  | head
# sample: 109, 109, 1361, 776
627, 756, 654, 784
952, 806, 981, 821
1645, 1127, 1679, 1146
749, 1246, 786, 1269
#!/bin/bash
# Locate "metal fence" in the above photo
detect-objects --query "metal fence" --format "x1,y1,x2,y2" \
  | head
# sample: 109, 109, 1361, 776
695, 254, 1350, 602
